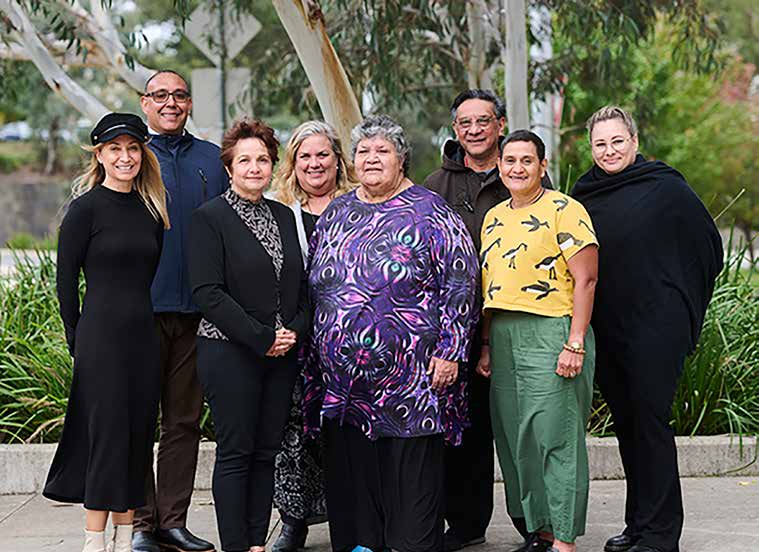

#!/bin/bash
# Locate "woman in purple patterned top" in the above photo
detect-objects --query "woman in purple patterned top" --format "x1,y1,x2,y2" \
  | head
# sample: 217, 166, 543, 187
304, 115, 478, 552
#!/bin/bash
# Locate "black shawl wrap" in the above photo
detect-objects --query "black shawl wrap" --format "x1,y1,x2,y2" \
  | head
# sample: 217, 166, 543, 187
571, 154, 723, 354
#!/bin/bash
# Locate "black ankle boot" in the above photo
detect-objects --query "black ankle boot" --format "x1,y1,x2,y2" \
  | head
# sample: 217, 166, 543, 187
272, 521, 308, 552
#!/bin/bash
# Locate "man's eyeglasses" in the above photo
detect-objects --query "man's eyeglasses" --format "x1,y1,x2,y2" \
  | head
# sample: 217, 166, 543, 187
592, 137, 630, 153
455, 116, 495, 130
143, 89, 191, 104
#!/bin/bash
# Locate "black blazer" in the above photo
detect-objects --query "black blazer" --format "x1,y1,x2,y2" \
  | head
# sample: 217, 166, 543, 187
188, 196, 310, 356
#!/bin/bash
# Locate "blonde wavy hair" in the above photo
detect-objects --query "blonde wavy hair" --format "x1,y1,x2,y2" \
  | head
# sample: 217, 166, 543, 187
71, 141, 170, 229
272, 120, 356, 205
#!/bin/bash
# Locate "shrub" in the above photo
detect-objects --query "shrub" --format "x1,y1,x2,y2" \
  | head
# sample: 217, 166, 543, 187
0, 249, 215, 443
0, 246, 756, 443
5, 232, 57, 250
587, 240, 758, 437
0, 142, 36, 174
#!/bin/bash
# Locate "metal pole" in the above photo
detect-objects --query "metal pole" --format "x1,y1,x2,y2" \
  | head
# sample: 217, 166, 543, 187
218, 0, 227, 133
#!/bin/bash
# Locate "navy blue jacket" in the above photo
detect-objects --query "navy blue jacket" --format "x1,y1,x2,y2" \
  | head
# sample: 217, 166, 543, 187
148, 132, 228, 313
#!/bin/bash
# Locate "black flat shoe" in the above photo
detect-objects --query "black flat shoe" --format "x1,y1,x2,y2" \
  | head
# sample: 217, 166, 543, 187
628, 546, 664, 552
511, 533, 552, 552
604, 533, 640, 552
442, 529, 486, 552
155, 527, 215, 552
272, 521, 308, 552
132, 531, 162, 552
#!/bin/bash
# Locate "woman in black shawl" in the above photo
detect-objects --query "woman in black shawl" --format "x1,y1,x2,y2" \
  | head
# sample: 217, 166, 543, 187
571, 106, 722, 552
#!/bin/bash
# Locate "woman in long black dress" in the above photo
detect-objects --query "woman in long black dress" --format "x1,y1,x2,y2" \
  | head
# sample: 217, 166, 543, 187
44, 113, 170, 552
269, 120, 355, 552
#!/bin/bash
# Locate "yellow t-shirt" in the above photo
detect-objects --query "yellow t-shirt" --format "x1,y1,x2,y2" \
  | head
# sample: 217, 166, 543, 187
480, 190, 598, 317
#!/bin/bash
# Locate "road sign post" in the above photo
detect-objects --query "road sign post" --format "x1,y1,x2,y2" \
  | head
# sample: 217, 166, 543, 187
184, 3, 261, 142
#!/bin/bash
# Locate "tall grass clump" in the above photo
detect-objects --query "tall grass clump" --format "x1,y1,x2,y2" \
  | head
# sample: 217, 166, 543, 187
0, 250, 71, 443
672, 243, 758, 438
0, 249, 216, 443
587, 239, 758, 438
1, 241, 756, 443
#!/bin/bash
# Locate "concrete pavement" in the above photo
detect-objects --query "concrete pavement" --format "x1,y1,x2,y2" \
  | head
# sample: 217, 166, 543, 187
0, 477, 756, 551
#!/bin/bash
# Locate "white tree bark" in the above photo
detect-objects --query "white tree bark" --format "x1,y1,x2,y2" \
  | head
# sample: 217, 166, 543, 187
466, 0, 491, 89
270, 0, 362, 146
0, 0, 109, 122
0, 39, 108, 66
50, 0, 154, 91
529, 5, 560, 182
85, 0, 155, 91
502, 0, 530, 129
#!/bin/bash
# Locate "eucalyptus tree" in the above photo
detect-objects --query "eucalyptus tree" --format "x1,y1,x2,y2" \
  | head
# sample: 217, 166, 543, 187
0, 0, 723, 141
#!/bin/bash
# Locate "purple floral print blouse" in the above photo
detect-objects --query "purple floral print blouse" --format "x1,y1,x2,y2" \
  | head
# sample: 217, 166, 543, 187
303, 185, 479, 444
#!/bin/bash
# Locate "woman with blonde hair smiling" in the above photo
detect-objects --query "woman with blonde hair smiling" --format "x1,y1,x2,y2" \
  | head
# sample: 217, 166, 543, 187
272, 120, 355, 261
571, 106, 722, 552
44, 113, 169, 552
270, 120, 354, 552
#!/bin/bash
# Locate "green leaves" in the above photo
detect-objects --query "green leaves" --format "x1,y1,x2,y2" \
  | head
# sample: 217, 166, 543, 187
587, 239, 759, 438
0, 250, 71, 443
0, 249, 216, 443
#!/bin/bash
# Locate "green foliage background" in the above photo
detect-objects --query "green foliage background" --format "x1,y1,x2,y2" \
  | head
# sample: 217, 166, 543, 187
0, 248, 756, 444
0, 1, 757, 443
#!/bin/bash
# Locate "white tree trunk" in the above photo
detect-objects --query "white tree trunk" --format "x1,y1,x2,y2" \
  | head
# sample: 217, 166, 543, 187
86, 0, 155, 91
0, 38, 109, 66
529, 5, 560, 183
466, 0, 491, 89
0, 0, 109, 122
270, 0, 362, 146
502, 0, 529, 130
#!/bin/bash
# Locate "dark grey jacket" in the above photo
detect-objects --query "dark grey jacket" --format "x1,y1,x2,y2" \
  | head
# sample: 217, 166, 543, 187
422, 140, 510, 251
423, 139, 554, 250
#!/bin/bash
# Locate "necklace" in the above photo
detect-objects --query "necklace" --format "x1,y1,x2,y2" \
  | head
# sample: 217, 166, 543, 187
510, 187, 545, 209
305, 192, 334, 215
359, 177, 407, 204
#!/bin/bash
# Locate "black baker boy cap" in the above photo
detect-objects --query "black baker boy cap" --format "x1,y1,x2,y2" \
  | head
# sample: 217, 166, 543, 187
90, 112, 149, 146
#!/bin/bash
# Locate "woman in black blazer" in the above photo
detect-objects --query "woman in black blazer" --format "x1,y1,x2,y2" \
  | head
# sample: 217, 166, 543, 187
188, 119, 309, 552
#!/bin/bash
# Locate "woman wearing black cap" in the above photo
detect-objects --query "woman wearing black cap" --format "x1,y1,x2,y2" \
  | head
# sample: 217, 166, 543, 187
43, 113, 170, 552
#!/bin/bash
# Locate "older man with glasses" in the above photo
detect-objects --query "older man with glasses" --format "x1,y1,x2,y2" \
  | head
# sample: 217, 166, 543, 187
424, 89, 542, 552
132, 70, 229, 552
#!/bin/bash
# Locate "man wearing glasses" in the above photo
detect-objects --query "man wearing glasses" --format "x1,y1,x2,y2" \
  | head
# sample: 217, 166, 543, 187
423, 89, 532, 552
134, 70, 228, 552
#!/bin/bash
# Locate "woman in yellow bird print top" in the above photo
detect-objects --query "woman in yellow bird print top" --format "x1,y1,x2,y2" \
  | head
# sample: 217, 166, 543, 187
478, 130, 598, 552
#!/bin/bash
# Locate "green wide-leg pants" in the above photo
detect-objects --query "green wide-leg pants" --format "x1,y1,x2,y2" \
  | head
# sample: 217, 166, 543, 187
489, 310, 595, 543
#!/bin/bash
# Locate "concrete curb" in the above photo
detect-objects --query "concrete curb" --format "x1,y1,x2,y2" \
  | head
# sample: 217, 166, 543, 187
1, 435, 756, 495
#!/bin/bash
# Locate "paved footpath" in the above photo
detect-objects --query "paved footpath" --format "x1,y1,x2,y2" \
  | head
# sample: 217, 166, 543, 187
0, 478, 756, 551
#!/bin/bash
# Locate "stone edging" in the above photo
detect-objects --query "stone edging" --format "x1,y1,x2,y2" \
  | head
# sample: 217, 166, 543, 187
0, 435, 756, 495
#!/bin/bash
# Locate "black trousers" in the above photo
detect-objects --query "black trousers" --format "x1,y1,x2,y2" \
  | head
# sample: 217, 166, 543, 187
323, 419, 444, 552
596, 332, 687, 552
197, 338, 298, 552
445, 361, 528, 540
135, 313, 204, 532
444, 371, 493, 540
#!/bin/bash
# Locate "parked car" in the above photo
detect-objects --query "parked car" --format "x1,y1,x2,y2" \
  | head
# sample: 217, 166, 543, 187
0, 121, 32, 141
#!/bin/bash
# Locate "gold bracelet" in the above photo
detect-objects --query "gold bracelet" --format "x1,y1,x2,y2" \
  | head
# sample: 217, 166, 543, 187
562, 343, 586, 355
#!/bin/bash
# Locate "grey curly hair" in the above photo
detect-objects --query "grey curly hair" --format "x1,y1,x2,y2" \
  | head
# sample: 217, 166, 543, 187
350, 115, 411, 176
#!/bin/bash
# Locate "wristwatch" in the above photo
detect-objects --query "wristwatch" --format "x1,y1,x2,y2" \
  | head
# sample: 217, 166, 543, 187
563, 341, 585, 354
